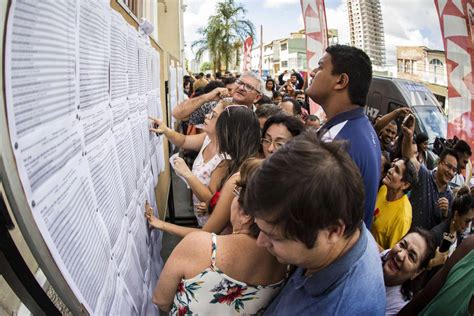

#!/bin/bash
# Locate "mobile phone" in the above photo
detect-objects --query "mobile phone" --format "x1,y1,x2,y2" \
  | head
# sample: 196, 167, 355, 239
439, 232, 455, 252
403, 114, 415, 129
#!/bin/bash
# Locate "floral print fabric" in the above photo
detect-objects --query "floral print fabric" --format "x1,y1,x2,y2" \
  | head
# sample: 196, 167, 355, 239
170, 234, 284, 315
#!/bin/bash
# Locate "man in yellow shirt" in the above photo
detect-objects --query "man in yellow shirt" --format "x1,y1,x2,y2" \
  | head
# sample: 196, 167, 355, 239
372, 158, 418, 249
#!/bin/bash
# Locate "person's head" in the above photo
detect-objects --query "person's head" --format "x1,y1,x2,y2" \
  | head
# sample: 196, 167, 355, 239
305, 115, 320, 129
255, 103, 282, 129
206, 73, 212, 80
279, 98, 302, 117
198, 72, 205, 78
383, 228, 436, 288
193, 78, 208, 91
223, 76, 237, 94
295, 90, 305, 103
184, 80, 192, 91
453, 140, 472, 170
382, 158, 418, 194
231, 158, 264, 238
415, 133, 429, 153
244, 132, 365, 268
261, 113, 305, 158
216, 105, 261, 182
203, 80, 225, 95
272, 91, 283, 105
265, 78, 275, 91
232, 71, 264, 106
202, 98, 231, 135
290, 73, 298, 84
285, 82, 295, 94
255, 95, 272, 107
380, 121, 398, 147
450, 190, 474, 234
437, 148, 459, 185
306, 44, 372, 107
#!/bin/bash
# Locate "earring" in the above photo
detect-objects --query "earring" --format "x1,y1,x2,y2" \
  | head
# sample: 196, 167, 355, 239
452, 220, 456, 225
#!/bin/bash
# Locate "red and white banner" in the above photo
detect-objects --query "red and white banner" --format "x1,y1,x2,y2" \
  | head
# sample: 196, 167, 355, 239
435, 0, 474, 151
243, 36, 253, 72
301, 0, 328, 120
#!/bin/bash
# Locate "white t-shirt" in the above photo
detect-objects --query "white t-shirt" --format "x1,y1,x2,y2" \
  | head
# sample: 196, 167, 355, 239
381, 250, 409, 315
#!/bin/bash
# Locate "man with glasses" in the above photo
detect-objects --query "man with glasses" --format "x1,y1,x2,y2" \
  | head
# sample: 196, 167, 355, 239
402, 118, 458, 230
450, 140, 472, 190
172, 71, 263, 125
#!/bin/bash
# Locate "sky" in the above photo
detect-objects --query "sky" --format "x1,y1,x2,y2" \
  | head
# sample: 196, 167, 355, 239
183, 0, 443, 68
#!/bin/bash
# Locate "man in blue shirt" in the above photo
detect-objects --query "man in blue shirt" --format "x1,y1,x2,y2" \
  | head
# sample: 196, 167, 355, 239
244, 133, 386, 315
308, 45, 381, 228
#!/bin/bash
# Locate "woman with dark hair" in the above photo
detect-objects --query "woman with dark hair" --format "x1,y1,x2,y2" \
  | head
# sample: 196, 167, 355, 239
184, 79, 193, 97
261, 113, 304, 158
430, 189, 473, 257
382, 227, 436, 315
147, 105, 261, 237
149, 99, 231, 226
263, 78, 276, 98
415, 132, 436, 170
150, 158, 287, 314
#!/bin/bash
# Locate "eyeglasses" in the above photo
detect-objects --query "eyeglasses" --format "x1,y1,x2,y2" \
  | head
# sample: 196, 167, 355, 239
440, 160, 457, 173
236, 79, 260, 94
261, 138, 287, 149
224, 104, 246, 117
232, 185, 241, 197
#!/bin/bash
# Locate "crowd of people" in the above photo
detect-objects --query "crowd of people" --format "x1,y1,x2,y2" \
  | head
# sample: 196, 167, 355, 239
145, 44, 473, 315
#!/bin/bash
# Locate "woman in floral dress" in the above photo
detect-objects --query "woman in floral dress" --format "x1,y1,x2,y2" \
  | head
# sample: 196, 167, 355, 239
149, 159, 287, 315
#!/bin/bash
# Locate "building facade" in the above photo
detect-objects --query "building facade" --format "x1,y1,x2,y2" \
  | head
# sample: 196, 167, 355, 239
251, 30, 307, 78
397, 46, 448, 110
347, 0, 386, 70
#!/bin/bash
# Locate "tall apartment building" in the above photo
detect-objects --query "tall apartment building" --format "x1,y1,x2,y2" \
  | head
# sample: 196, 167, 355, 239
347, 0, 386, 69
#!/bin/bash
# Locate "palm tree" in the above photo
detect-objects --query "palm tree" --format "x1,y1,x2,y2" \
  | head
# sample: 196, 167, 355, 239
192, 0, 255, 73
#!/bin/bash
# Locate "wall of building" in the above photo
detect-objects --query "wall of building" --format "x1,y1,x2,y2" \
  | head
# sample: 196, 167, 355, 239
397, 46, 448, 109
158, 0, 184, 63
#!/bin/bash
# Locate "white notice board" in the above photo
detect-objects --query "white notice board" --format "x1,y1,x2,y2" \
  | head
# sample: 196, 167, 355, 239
4, 0, 165, 314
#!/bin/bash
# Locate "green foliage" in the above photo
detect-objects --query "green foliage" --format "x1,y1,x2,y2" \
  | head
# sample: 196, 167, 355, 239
200, 61, 212, 72
192, 0, 255, 72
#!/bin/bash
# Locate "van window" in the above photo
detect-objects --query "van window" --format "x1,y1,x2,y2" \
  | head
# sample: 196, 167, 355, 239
412, 106, 447, 144
388, 102, 404, 114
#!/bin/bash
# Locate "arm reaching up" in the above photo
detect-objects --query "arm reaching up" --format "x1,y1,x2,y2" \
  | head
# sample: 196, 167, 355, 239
172, 87, 229, 120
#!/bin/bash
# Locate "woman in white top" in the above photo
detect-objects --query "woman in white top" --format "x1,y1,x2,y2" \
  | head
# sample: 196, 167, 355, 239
150, 158, 287, 315
381, 228, 436, 315
148, 105, 261, 237
150, 99, 230, 226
